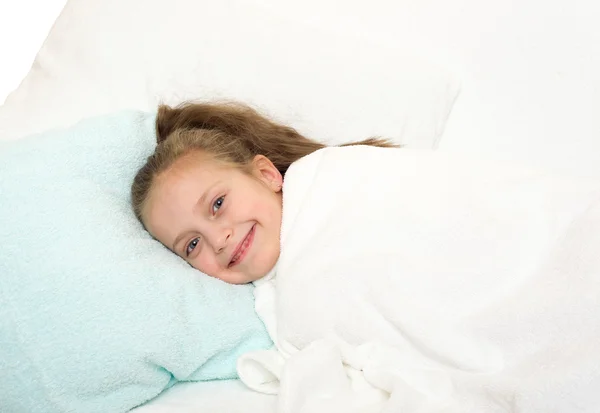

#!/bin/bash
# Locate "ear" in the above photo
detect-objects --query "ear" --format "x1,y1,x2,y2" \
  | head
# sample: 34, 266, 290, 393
251, 155, 283, 192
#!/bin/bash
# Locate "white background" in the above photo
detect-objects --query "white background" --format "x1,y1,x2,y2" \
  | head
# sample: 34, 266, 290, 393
0, 0, 66, 104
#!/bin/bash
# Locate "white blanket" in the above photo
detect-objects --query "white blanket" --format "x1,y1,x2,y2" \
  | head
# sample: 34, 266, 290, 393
238, 146, 600, 413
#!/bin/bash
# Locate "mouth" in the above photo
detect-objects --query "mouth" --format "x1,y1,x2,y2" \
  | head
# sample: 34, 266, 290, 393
228, 224, 256, 268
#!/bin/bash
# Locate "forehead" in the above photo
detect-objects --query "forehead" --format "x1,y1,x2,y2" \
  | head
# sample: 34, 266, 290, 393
146, 153, 231, 214
157, 152, 230, 193
142, 152, 234, 237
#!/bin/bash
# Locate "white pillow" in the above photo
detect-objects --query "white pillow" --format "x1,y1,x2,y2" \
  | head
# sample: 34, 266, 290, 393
0, 0, 459, 148
252, 0, 600, 179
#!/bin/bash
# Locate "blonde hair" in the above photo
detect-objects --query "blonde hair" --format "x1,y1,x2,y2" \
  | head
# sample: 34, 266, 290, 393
131, 101, 398, 222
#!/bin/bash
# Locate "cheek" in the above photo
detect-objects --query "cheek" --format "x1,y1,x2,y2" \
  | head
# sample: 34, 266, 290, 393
231, 185, 282, 229
264, 197, 282, 226
189, 250, 220, 275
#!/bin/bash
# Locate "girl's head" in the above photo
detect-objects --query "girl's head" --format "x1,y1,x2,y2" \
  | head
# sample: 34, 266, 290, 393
132, 102, 397, 284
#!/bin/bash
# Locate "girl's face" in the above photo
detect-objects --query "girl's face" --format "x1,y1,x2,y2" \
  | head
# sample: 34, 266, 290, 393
143, 151, 283, 284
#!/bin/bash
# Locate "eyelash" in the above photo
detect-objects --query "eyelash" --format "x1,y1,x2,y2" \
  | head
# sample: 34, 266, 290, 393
212, 195, 225, 215
186, 238, 200, 256
185, 196, 225, 257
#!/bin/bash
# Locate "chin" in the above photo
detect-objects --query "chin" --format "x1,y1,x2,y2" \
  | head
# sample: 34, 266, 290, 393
237, 235, 280, 282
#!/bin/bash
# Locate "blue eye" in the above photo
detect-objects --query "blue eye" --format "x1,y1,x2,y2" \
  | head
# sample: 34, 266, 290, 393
186, 237, 200, 256
212, 196, 225, 215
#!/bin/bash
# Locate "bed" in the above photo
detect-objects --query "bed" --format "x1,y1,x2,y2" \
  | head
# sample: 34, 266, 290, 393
1, 0, 599, 412
130, 380, 276, 413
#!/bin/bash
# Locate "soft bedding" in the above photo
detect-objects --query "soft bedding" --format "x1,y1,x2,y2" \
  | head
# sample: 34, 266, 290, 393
239, 146, 600, 413
133, 380, 276, 413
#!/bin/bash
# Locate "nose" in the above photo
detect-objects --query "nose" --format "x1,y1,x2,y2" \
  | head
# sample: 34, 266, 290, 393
206, 226, 232, 254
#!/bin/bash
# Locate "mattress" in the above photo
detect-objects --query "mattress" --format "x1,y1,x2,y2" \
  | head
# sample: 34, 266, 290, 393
132, 380, 276, 413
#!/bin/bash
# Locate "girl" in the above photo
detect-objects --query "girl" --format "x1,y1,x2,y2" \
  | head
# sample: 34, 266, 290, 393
133, 102, 600, 411
131, 101, 397, 284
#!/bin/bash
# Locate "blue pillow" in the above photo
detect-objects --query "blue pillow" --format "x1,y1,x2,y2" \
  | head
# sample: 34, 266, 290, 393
0, 111, 272, 412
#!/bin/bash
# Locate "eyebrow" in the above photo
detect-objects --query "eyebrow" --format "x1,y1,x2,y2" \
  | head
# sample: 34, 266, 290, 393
172, 231, 192, 254
170, 182, 221, 252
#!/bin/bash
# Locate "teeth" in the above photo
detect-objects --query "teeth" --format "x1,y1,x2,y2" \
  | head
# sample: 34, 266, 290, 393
231, 232, 251, 265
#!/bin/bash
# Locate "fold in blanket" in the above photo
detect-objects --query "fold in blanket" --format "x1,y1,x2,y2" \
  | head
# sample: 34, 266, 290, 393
239, 147, 600, 413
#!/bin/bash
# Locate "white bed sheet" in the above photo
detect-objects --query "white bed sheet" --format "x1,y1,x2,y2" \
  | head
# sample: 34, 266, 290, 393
133, 380, 276, 413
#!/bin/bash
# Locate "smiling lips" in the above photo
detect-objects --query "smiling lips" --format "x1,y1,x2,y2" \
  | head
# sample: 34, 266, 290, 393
229, 224, 256, 267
